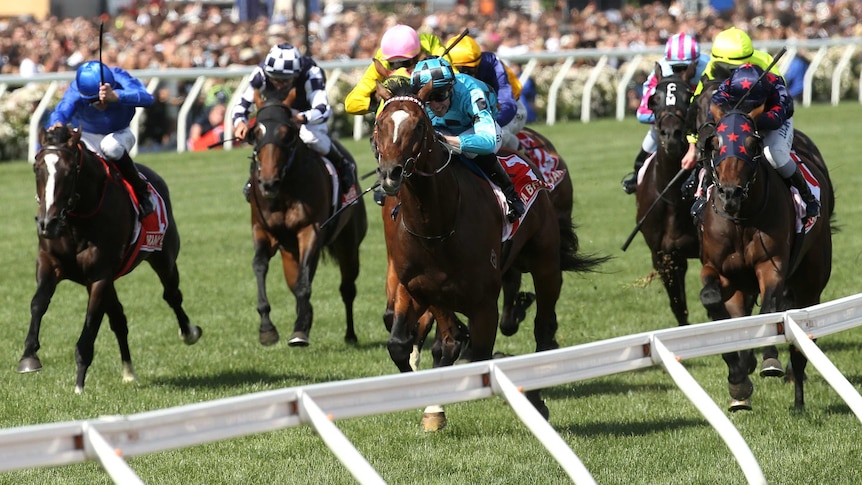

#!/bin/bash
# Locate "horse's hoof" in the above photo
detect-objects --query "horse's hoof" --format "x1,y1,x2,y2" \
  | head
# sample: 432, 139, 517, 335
18, 356, 43, 373
760, 358, 785, 378
421, 411, 447, 432
729, 377, 754, 402
180, 326, 203, 345
728, 398, 752, 412
259, 329, 280, 346
344, 334, 358, 345
288, 332, 310, 347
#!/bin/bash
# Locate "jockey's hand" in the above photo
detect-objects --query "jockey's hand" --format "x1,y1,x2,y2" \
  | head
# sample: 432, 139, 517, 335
442, 135, 461, 151
293, 113, 307, 126
681, 142, 698, 170
99, 83, 119, 104
234, 121, 248, 141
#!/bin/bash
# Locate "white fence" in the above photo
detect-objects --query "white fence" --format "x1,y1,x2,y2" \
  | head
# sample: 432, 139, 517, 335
2, 293, 862, 484
1, 37, 860, 162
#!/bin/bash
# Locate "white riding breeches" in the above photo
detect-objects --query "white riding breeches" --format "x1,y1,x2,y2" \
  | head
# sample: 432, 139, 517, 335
81, 127, 136, 160
641, 126, 658, 154
762, 118, 795, 178
501, 99, 528, 150
299, 122, 331, 155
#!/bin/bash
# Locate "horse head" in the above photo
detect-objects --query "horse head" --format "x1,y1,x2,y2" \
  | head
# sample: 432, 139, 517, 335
34, 125, 84, 239
373, 78, 438, 196
250, 95, 303, 199
650, 73, 692, 156
704, 106, 764, 216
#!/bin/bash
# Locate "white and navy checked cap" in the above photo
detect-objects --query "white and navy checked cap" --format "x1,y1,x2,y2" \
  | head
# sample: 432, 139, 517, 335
264, 43, 301, 79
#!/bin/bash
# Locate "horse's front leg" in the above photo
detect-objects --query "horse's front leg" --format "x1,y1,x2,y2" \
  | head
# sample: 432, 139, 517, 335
253, 228, 279, 346
699, 264, 732, 320
757, 265, 787, 378
722, 290, 757, 411
655, 249, 690, 326
19, 257, 59, 374
283, 226, 322, 347
387, 284, 427, 373
100, 284, 137, 384
74, 280, 110, 393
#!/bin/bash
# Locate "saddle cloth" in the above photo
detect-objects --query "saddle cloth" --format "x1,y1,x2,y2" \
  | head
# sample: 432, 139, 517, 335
496, 153, 563, 241
516, 131, 567, 187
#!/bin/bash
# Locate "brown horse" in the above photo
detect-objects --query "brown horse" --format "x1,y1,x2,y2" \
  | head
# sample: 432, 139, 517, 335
373, 80, 603, 426
698, 107, 834, 410
633, 72, 700, 326
22, 126, 202, 392
248, 93, 367, 346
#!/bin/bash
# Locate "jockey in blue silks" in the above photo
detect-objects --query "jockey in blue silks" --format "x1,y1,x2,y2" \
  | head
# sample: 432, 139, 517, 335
411, 57, 525, 223
47, 60, 155, 218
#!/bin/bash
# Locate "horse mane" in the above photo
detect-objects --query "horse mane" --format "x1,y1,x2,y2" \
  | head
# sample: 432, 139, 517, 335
382, 76, 416, 98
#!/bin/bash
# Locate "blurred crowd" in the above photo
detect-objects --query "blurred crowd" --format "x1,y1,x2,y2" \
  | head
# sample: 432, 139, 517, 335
2, 1, 860, 75
1, 0, 860, 151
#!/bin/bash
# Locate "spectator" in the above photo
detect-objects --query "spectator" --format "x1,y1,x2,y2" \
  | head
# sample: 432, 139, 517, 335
188, 102, 227, 151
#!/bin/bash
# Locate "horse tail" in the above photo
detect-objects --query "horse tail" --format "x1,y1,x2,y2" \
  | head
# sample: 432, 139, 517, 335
558, 219, 611, 273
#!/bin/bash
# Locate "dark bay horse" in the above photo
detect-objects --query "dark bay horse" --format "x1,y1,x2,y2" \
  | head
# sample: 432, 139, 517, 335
23, 126, 202, 393
373, 80, 602, 428
248, 93, 367, 347
698, 106, 834, 410
634, 72, 700, 326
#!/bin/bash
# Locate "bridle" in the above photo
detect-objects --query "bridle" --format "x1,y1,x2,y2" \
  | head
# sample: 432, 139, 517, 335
379, 93, 460, 241
35, 143, 85, 221
251, 103, 301, 182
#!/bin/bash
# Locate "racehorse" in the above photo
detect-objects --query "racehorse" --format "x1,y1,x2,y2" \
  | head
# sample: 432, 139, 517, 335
633, 71, 700, 326
698, 105, 834, 411
373, 79, 602, 428
247, 90, 367, 347
22, 125, 202, 393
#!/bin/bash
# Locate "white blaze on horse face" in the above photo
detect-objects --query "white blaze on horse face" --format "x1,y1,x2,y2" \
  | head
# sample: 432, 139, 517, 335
390, 110, 409, 144
43, 153, 60, 215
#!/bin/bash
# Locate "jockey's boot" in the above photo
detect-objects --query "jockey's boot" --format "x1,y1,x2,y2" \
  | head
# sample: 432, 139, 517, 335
114, 152, 153, 219
327, 144, 355, 194
621, 148, 649, 195
788, 165, 820, 219
690, 165, 712, 225
476, 153, 525, 223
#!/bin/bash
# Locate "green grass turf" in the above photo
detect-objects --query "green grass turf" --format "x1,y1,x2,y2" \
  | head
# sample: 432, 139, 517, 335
0, 103, 861, 484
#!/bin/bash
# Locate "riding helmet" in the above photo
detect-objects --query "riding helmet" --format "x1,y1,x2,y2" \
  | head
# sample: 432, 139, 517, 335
411, 57, 456, 91
263, 43, 302, 80
76, 61, 115, 101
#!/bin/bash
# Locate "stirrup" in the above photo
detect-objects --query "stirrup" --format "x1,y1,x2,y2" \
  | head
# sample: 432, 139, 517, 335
506, 199, 525, 223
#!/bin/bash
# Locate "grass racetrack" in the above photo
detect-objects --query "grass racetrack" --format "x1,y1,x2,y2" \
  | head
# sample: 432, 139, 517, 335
1, 103, 861, 484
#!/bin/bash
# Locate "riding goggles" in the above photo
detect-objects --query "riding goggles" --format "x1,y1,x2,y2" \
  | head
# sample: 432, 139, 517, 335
428, 87, 452, 102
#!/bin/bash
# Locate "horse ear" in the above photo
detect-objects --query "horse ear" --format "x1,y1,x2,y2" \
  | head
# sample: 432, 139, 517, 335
653, 61, 663, 82
68, 126, 82, 146
373, 58, 392, 79
748, 104, 765, 120
682, 61, 696, 83
709, 103, 724, 123
253, 89, 263, 110
417, 81, 434, 102
284, 87, 297, 107
375, 80, 391, 103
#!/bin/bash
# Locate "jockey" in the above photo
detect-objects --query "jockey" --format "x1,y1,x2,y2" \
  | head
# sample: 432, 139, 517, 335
232, 43, 355, 198
711, 63, 819, 218
47, 60, 155, 218
345, 24, 446, 116
683, 27, 782, 171
445, 34, 527, 151
621, 33, 708, 194
411, 57, 525, 223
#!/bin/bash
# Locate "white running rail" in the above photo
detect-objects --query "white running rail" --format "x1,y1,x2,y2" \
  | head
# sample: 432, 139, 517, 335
1, 293, 862, 484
